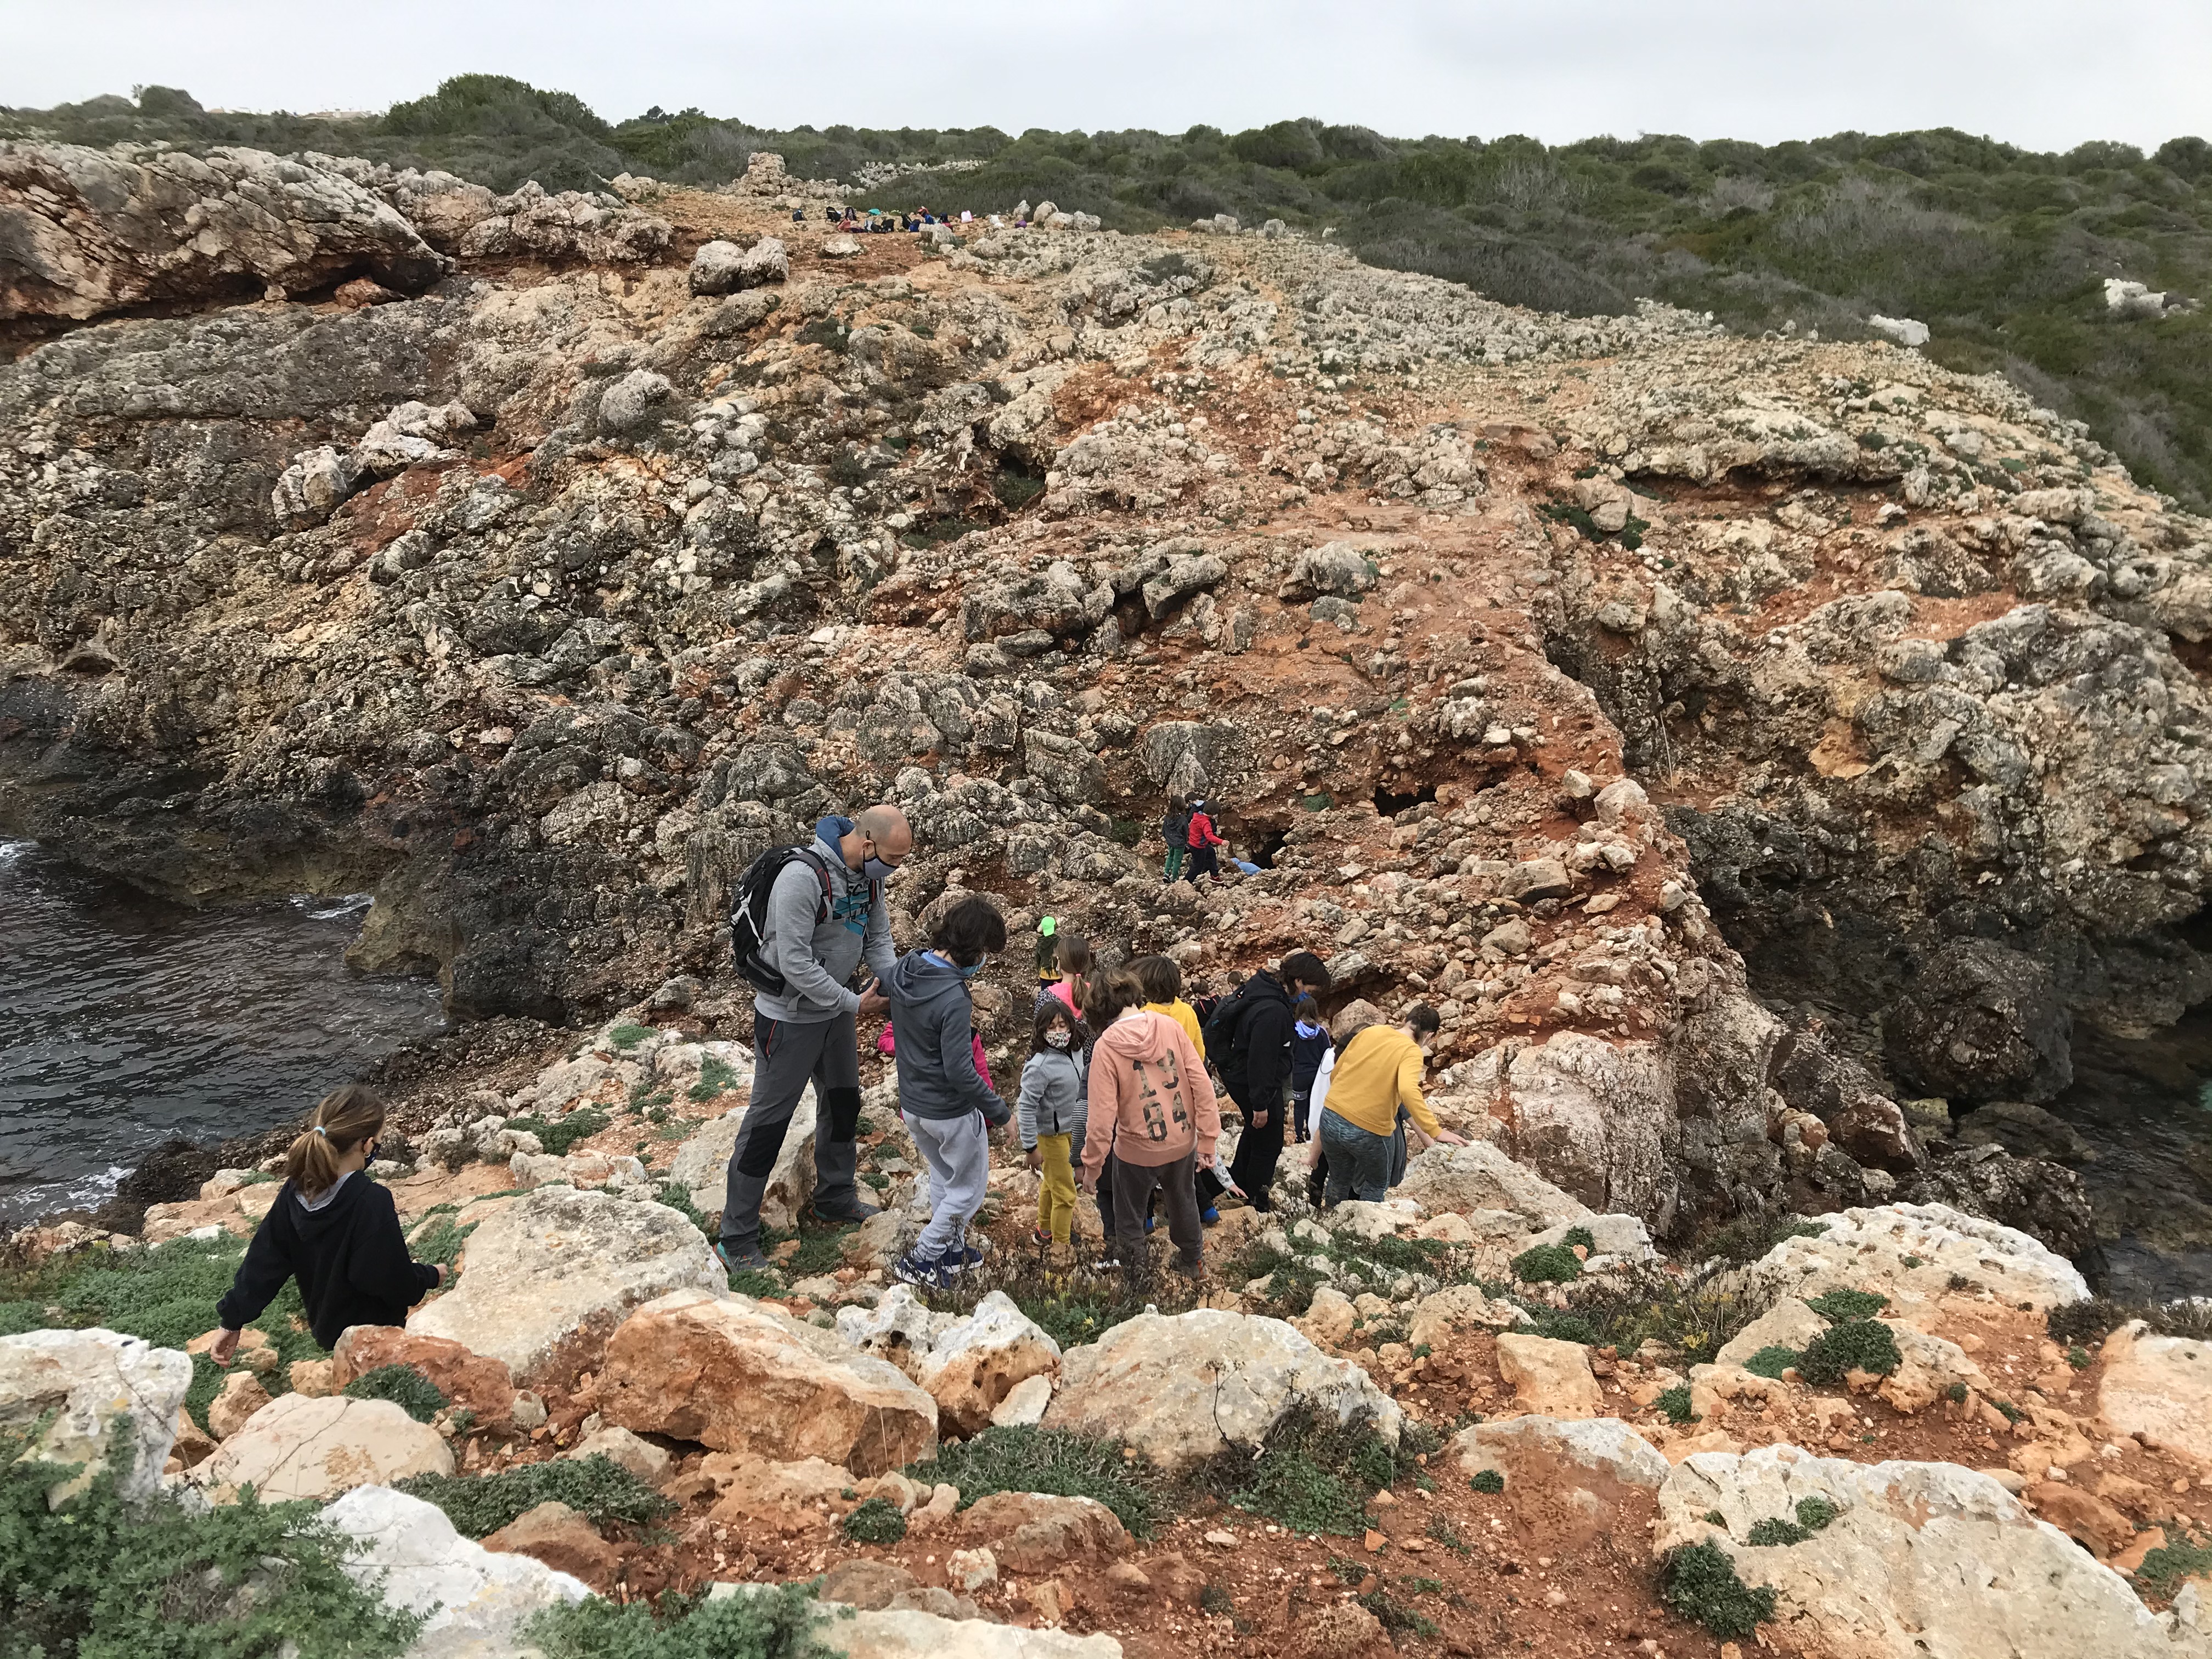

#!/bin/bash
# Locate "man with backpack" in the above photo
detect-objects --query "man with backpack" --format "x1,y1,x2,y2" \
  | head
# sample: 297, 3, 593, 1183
719, 806, 911, 1272
1184, 799, 1227, 885
1205, 950, 1331, 1213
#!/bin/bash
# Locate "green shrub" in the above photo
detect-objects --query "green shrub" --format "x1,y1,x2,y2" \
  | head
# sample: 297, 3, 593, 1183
1695, 1215, 1827, 1269
1198, 1408, 1401, 1537
1795, 1496, 1840, 1532
1944, 1381, 1968, 1404
1516, 1311, 1601, 1346
528, 1583, 839, 1658
606, 1022, 656, 1051
1357, 1589, 1438, 1637
1747, 1516, 1810, 1546
2066, 1346, 2092, 1370
1742, 1346, 1801, 1380
689, 1056, 744, 1103
397, 1454, 675, 1538
1560, 1226, 1596, 1251
0, 1426, 421, 1657
1656, 1385, 1699, 1424
917, 1425, 1163, 1538
1804, 1289, 1889, 1323
1469, 1469, 1505, 1494
2136, 1529, 2212, 1593
1797, 1319, 1902, 1387
1662, 1542, 1778, 1639
1510, 1244, 1582, 1284
342, 1364, 449, 1424
839, 1497, 907, 1544
505, 1107, 611, 1156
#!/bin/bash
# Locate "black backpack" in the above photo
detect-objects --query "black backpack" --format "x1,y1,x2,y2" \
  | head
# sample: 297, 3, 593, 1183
729, 845, 872, 996
1201, 975, 1268, 1069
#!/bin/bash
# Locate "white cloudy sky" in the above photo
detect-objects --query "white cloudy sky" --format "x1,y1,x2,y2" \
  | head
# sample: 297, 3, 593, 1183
6, 0, 2208, 151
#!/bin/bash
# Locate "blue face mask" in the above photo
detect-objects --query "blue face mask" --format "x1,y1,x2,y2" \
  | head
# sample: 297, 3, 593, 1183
860, 847, 900, 882
958, 955, 989, 979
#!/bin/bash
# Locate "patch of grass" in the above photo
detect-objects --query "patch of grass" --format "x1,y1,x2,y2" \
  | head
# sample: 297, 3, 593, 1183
1797, 1319, 1902, 1387
0, 1424, 422, 1658
1663, 1541, 1778, 1640
839, 1497, 907, 1544
1534, 1262, 1762, 1367
1695, 1214, 1827, 1269
1795, 1496, 1839, 1532
411, 1213, 480, 1273
1944, 1381, 1968, 1404
1197, 1407, 1402, 1538
606, 1022, 656, 1052
1560, 1226, 1596, 1251
1804, 1289, 1889, 1323
528, 1583, 840, 1658
1742, 1346, 1801, 1380
1469, 1469, 1504, 1494
1357, 1589, 1438, 1638
1656, 1384, 1700, 1424
2049, 1298, 2212, 1347
2066, 1346, 2092, 1370
653, 1182, 712, 1239
504, 1107, 612, 1156
1747, 1516, 1810, 1546
917, 1425, 1164, 1538
2137, 1528, 2212, 1594
689, 1056, 744, 1103
342, 1364, 449, 1424
1510, 1243, 1583, 1284
397, 1454, 676, 1539
1517, 1310, 1601, 1346
1327, 1555, 1367, 1585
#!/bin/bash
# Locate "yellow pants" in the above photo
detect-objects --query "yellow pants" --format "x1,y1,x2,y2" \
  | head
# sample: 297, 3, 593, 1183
1036, 1132, 1080, 1244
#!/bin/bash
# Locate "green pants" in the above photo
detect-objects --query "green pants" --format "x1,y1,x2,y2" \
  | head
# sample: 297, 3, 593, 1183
1165, 847, 1186, 881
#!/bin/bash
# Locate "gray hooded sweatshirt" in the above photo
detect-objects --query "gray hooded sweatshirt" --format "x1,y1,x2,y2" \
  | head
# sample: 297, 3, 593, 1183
884, 949, 1009, 1125
751, 815, 898, 1024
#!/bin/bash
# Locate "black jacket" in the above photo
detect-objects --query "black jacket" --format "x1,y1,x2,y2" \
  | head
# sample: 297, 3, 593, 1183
216, 1175, 441, 1351
1220, 970, 1294, 1105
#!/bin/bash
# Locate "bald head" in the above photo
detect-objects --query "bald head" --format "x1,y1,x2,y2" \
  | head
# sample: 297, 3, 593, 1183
845, 804, 912, 876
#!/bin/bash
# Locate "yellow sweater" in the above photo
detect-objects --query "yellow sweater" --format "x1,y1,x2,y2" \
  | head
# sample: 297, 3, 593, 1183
1323, 1026, 1440, 1138
1144, 1000, 1205, 1061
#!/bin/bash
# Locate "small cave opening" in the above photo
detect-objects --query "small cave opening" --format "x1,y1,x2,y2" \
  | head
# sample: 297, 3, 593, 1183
1246, 824, 1291, 869
1371, 781, 1439, 819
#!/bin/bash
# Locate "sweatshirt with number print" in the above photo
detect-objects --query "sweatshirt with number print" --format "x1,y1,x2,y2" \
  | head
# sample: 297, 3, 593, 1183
1079, 1007, 1220, 1180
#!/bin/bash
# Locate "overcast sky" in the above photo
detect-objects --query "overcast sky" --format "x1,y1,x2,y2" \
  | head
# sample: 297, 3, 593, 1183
6, 0, 2208, 153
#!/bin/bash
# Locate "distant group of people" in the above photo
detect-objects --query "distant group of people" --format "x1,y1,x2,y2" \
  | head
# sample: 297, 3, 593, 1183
793, 204, 1011, 233
1161, 796, 1255, 886
204, 795, 1468, 1361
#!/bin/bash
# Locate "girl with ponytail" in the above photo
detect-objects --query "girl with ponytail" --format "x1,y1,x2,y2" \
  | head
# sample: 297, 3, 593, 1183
210, 1085, 444, 1363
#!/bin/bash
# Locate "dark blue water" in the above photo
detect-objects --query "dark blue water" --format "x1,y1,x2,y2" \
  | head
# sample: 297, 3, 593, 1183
0, 839, 446, 1227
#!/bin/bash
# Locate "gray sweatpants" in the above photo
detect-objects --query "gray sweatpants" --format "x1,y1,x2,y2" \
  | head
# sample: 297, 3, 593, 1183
907, 1111, 989, 1261
719, 1009, 864, 1254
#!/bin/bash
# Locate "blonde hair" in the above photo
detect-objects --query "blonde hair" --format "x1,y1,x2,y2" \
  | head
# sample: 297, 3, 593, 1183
284, 1084, 386, 1199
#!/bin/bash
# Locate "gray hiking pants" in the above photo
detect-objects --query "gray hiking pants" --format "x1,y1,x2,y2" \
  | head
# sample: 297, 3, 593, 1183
720, 1009, 864, 1253
907, 1110, 990, 1261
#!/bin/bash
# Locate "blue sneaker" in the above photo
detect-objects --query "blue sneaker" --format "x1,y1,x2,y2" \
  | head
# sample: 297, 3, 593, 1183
893, 1249, 952, 1290
716, 1240, 771, 1274
1201, 1206, 1220, 1226
1145, 1216, 1156, 1233
941, 1244, 987, 1270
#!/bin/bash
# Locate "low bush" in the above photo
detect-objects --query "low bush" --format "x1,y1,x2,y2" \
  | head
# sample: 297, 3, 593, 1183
1656, 1385, 1699, 1424
916, 1425, 1163, 1538
1803, 1289, 1888, 1323
1663, 1541, 1778, 1639
1794, 1496, 1839, 1532
1196, 1407, 1402, 1537
504, 1107, 611, 1156
1517, 1310, 1602, 1346
1747, 1516, 1810, 1546
1741, 1346, 1801, 1380
2136, 1528, 2212, 1595
2048, 1297, 2212, 1347
839, 1497, 907, 1544
397, 1454, 675, 1538
1797, 1319, 1901, 1387
1357, 1588, 1438, 1637
1469, 1469, 1505, 1494
342, 1364, 449, 1424
689, 1056, 744, 1103
1510, 1244, 1582, 1284
1694, 1214, 1827, 1269
1560, 1226, 1596, 1250
528, 1583, 839, 1658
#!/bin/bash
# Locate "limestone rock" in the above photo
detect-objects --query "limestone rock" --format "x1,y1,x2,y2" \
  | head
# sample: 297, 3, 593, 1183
1884, 938, 2073, 1103
1500, 856, 1574, 902
193, 1393, 453, 1502
961, 1491, 1129, 1573
330, 1327, 517, 1431
323, 1485, 591, 1658
692, 236, 788, 294
670, 1086, 816, 1230
450, 180, 671, 262
814, 1606, 1121, 1656
1396, 1139, 1590, 1229
407, 1185, 726, 1383
1406, 1284, 1522, 1350
1656, 1447, 2203, 1659
0, 1327, 193, 1502
1043, 1309, 1401, 1472
599, 368, 674, 435
912, 1291, 1062, 1435
600, 1288, 936, 1475
1495, 1334, 1603, 1419
1453, 1414, 1668, 1491
207, 1370, 273, 1440
1297, 1284, 1359, 1346
990, 1374, 1053, 1427
2098, 1322, 2212, 1465
1526, 1212, 1654, 1261
561, 1425, 671, 1485
482, 1499, 619, 1586
1736, 1201, 2089, 1319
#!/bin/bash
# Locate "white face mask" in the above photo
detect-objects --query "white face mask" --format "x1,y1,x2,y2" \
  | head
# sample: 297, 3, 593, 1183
1045, 1030, 1072, 1049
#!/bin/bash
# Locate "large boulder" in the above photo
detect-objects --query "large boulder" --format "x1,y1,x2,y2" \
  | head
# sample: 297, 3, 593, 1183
1885, 939, 2073, 1103
1656, 1447, 2207, 1659
690, 236, 788, 295
1735, 1201, 2089, 1322
1452, 1415, 1669, 1493
599, 1289, 936, 1475
959, 1491, 1128, 1574
1042, 1310, 1400, 1472
0, 1327, 192, 1502
330, 1327, 517, 1431
0, 142, 442, 321
408, 1185, 725, 1383
668, 1085, 816, 1231
192, 1393, 453, 1501
2098, 1322, 2212, 1465
1395, 1138, 1591, 1229
1494, 1334, 1602, 1419
837, 1287, 1061, 1435
323, 1485, 592, 1659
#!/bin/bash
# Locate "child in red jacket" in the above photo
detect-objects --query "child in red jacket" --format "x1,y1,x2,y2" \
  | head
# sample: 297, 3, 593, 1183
1184, 799, 1226, 885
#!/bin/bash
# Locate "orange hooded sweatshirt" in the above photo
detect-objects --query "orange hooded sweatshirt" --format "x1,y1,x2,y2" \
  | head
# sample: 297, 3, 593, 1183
1080, 1008, 1220, 1177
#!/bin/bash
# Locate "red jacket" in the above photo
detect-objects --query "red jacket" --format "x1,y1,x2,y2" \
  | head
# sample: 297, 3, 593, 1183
1187, 811, 1224, 849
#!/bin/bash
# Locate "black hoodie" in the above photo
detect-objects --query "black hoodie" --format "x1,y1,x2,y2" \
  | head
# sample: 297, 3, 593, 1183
1219, 969, 1295, 1105
216, 1175, 442, 1351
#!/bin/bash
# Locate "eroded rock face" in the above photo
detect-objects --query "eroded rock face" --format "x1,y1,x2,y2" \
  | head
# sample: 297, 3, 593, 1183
1396, 1139, 1591, 1229
1735, 1200, 2090, 1320
0, 143, 443, 320
0, 1327, 191, 1502
1885, 938, 2074, 1103
1656, 1447, 2205, 1659
836, 1287, 1060, 1435
407, 1185, 726, 1382
191, 1392, 453, 1500
599, 1288, 937, 1475
2097, 1322, 2212, 1466
1043, 1309, 1400, 1471
330, 1325, 518, 1431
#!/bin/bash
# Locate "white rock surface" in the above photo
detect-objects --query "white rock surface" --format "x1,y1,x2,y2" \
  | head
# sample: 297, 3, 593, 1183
669, 1083, 816, 1230
1395, 1138, 1590, 1228
1735, 1201, 2089, 1319
1453, 1414, 1669, 1489
1656, 1446, 2208, 1659
0, 1327, 193, 1502
193, 1392, 453, 1501
408, 1184, 726, 1381
2098, 1321, 2212, 1465
989, 1373, 1054, 1427
1043, 1309, 1400, 1471
324, 1485, 592, 1658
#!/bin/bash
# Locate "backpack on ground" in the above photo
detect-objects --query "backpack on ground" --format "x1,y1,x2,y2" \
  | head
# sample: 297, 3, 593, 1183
730, 845, 836, 996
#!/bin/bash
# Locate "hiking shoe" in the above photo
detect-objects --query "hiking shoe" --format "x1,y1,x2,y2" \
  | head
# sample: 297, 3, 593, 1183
1200, 1206, 1220, 1226
1144, 1216, 1156, 1233
892, 1249, 951, 1290
716, 1241, 771, 1274
941, 1244, 987, 1270
804, 1198, 882, 1228
1032, 1228, 1056, 1247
